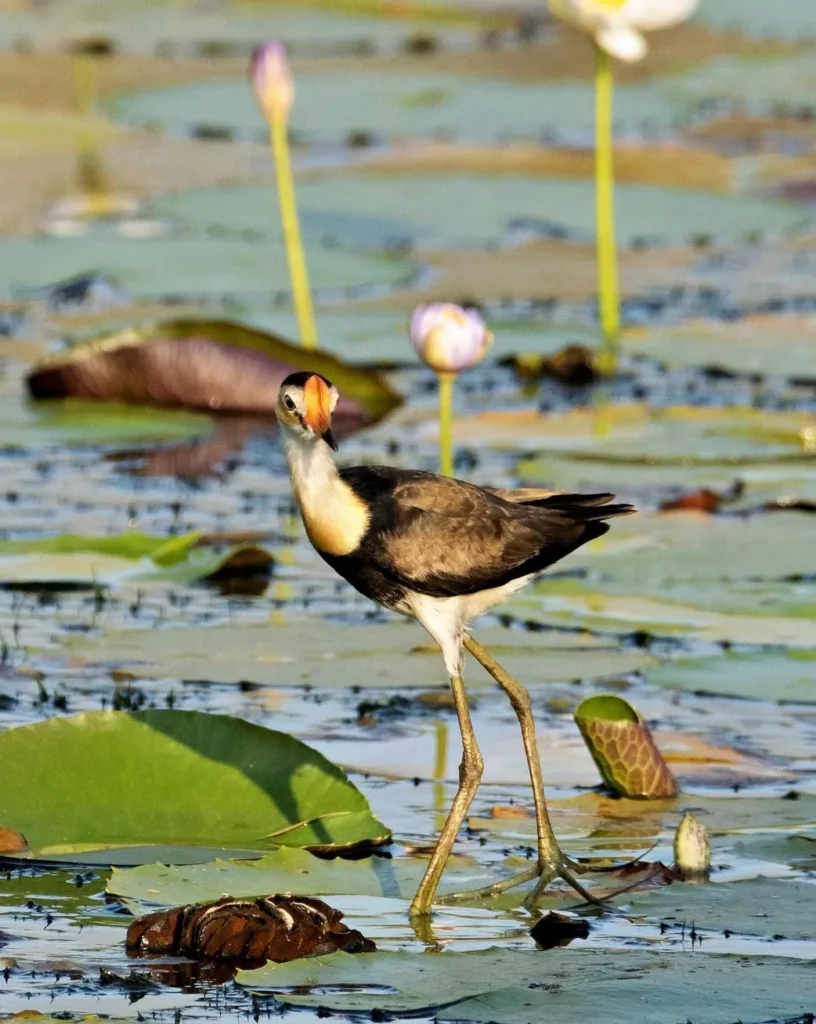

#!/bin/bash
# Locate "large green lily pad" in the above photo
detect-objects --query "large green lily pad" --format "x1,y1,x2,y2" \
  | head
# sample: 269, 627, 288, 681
0, 235, 413, 301
697, 0, 816, 36
61, 620, 655, 688
646, 650, 816, 702
622, 318, 816, 379
111, 73, 683, 146
153, 175, 808, 250
106, 847, 495, 908
0, 531, 272, 588
0, 711, 390, 860
0, 392, 214, 448
458, 405, 816, 462
237, 946, 815, 1021
507, 511, 816, 644
518, 452, 816, 509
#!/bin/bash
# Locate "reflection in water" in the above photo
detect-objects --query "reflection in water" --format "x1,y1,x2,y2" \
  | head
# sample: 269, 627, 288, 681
433, 718, 448, 832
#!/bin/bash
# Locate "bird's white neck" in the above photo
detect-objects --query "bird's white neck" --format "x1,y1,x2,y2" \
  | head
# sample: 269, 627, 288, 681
283, 433, 369, 557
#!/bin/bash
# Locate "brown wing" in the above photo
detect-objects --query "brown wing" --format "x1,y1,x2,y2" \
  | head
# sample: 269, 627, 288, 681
343, 468, 633, 599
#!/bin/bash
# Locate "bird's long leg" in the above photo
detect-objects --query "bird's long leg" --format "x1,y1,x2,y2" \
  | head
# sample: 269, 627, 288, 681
409, 673, 483, 918
459, 634, 597, 906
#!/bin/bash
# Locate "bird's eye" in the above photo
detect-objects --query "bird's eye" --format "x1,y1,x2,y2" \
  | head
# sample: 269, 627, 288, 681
283, 395, 296, 412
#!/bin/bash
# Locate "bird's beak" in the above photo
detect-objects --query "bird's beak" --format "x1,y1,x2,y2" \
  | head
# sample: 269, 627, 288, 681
303, 374, 338, 450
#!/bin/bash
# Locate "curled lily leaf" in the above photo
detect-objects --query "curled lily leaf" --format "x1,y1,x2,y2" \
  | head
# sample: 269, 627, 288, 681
574, 694, 678, 798
250, 41, 295, 122
673, 810, 711, 880
409, 303, 492, 375
549, 0, 700, 61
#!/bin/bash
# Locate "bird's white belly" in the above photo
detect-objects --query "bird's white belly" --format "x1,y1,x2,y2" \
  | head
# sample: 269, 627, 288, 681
404, 573, 536, 677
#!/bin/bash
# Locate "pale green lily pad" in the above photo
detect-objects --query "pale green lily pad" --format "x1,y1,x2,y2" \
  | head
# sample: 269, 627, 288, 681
623, 320, 816, 379
509, 511, 816, 643
237, 946, 815, 1021
61, 620, 655, 687
624, 876, 816, 941
697, 0, 816, 37
0, 710, 389, 859
112, 73, 685, 147
0, 4, 478, 56
518, 452, 816, 508
153, 175, 807, 250
0, 235, 413, 301
515, 589, 816, 645
676, 53, 816, 110
0, 532, 272, 588
0, 393, 213, 448
106, 847, 495, 908
646, 650, 816, 702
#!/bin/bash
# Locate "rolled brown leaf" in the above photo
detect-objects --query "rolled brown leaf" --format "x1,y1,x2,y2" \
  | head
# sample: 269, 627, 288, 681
127, 894, 375, 966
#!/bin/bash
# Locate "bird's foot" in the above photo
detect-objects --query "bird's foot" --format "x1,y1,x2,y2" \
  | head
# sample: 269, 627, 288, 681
438, 854, 602, 909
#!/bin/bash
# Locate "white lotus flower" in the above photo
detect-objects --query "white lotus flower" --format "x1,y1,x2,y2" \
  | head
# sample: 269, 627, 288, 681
409, 303, 493, 374
549, 0, 700, 62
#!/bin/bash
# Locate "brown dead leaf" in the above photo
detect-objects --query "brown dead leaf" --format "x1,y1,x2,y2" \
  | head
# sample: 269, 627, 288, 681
490, 805, 532, 820
0, 828, 28, 854
127, 895, 375, 966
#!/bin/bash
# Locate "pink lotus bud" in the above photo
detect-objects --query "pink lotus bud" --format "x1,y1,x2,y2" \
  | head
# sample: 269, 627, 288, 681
409, 303, 493, 374
250, 42, 294, 122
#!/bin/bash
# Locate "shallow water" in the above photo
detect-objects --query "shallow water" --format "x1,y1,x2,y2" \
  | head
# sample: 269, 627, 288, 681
1, 0, 816, 1021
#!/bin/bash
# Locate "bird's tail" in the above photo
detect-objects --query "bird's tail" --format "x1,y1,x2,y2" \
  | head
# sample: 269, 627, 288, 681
530, 492, 636, 521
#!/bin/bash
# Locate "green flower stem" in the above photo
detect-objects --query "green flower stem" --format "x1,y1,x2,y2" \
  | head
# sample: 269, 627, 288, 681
438, 372, 455, 476
269, 114, 318, 350
595, 44, 620, 371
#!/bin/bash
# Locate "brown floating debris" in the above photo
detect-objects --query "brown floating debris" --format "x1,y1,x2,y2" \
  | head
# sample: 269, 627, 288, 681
530, 911, 590, 950
26, 318, 400, 425
0, 828, 29, 854
502, 344, 599, 387
574, 695, 678, 799
126, 895, 375, 966
659, 479, 744, 514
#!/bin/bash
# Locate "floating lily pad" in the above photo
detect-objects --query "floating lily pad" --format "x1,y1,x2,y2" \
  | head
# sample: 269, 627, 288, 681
0, 392, 214, 448
696, 0, 816, 37
153, 176, 808, 251
107, 848, 496, 909
0, 235, 413, 302
237, 945, 815, 1021
28, 319, 401, 421
646, 650, 816, 702
623, 318, 816, 378
457, 405, 816, 462
111, 73, 684, 147
0, 711, 390, 860
518, 451, 816, 509
61, 620, 656, 688
624, 876, 816, 941
0, 532, 273, 588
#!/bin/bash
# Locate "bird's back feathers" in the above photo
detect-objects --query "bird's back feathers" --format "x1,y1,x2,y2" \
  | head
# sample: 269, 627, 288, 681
337, 466, 634, 600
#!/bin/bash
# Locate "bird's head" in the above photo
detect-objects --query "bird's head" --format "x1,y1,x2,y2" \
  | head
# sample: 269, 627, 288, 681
276, 371, 339, 451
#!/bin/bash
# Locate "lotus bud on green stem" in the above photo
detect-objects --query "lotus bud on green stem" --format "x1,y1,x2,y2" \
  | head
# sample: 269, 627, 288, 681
673, 810, 711, 881
409, 303, 493, 374
250, 41, 295, 123
409, 303, 492, 477
574, 694, 677, 799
